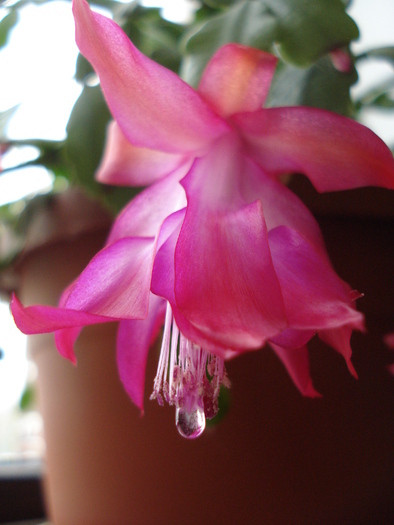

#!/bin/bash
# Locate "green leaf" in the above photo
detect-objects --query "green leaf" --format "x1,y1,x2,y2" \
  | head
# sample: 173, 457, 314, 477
65, 85, 137, 214
182, 0, 359, 86
0, 9, 18, 48
268, 0, 359, 65
267, 55, 357, 116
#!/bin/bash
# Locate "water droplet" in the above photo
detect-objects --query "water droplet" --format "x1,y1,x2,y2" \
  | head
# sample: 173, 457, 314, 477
176, 406, 206, 439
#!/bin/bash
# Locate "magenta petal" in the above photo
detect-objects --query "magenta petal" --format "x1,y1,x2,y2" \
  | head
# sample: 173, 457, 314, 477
198, 44, 277, 117
319, 325, 360, 378
107, 168, 187, 244
54, 326, 83, 364
72, 0, 228, 153
270, 342, 321, 397
64, 237, 155, 319
235, 107, 394, 191
268, 226, 364, 331
117, 294, 166, 413
96, 121, 188, 187
151, 209, 185, 305
11, 294, 113, 335
269, 327, 316, 350
174, 143, 287, 350
240, 158, 327, 254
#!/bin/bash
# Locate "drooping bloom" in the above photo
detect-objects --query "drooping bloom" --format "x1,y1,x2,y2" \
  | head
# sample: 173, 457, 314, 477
12, 0, 394, 438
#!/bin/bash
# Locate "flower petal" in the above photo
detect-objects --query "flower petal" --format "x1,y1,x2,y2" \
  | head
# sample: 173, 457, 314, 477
73, 0, 228, 153
234, 107, 394, 191
269, 327, 316, 350
270, 342, 321, 398
107, 168, 187, 244
117, 294, 166, 413
54, 326, 83, 364
268, 226, 365, 331
174, 139, 287, 350
319, 324, 360, 378
198, 44, 277, 118
11, 294, 112, 334
96, 121, 189, 187
64, 237, 155, 319
151, 209, 185, 305
240, 158, 327, 254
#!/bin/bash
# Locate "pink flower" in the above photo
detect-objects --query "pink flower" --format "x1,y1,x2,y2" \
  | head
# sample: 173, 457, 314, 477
11, 0, 394, 438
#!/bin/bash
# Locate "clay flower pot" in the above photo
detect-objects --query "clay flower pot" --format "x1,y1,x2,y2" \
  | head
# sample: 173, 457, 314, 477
6, 186, 394, 524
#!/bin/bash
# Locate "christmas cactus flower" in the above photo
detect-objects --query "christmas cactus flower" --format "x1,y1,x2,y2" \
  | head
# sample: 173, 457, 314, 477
12, 0, 394, 438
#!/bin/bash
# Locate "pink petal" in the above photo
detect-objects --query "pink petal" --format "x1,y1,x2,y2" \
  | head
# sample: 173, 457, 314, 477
319, 324, 360, 378
117, 294, 166, 413
268, 226, 364, 331
96, 121, 189, 186
234, 107, 394, 191
64, 237, 155, 319
151, 211, 246, 358
72, 0, 228, 154
107, 167, 187, 244
173, 139, 287, 350
151, 209, 185, 305
11, 294, 113, 334
198, 44, 277, 118
240, 158, 327, 254
54, 326, 83, 364
269, 327, 316, 350
270, 342, 321, 397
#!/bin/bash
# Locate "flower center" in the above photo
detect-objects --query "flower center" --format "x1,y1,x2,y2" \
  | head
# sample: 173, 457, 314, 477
150, 303, 230, 439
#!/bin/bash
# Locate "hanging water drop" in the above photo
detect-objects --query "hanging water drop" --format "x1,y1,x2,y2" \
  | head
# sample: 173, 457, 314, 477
176, 406, 206, 439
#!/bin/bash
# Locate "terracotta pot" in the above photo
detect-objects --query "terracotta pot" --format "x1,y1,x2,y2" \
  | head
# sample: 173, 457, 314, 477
14, 187, 394, 525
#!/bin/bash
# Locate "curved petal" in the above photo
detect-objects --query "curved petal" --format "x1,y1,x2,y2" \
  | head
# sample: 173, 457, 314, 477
96, 121, 189, 187
151, 209, 248, 357
319, 324, 360, 378
234, 107, 394, 191
269, 327, 316, 350
107, 168, 187, 245
73, 0, 228, 154
240, 158, 327, 255
198, 44, 277, 118
151, 209, 185, 305
270, 342, 321, 398
54, 326, 83, 364
64, 237, 155, 319
11, 294, 113, 334
117, 294, 166, 413
173, 139, 287, 350
268, 226, 364, 331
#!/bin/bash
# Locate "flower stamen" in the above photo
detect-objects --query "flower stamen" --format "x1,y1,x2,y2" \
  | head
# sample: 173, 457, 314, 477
150, 303, 230, 439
